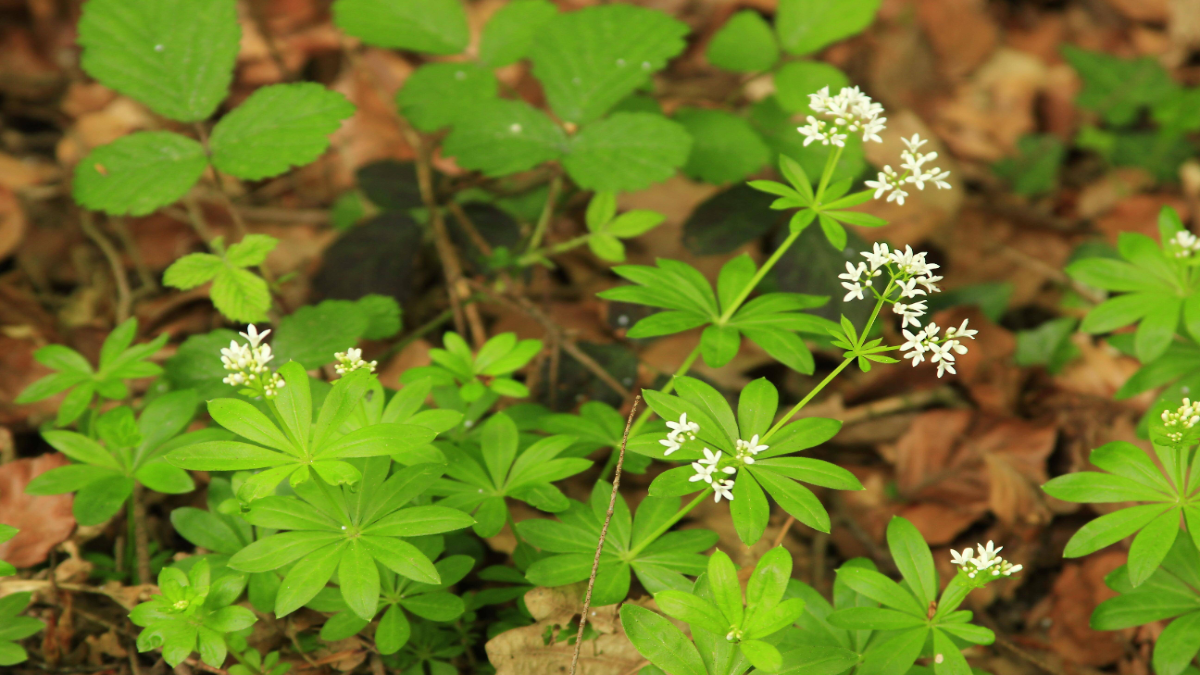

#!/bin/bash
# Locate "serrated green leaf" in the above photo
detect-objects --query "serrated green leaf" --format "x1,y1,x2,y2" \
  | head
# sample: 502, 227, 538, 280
209, 83, 355, 180
78, 0, 239, 122
357, 295, 402, 339
163, 253, 223, 289
706, 10, 779, 73
73, 132, 206, 216
776, 0, 882, 56
674, 108, 770, 184
529, 4, 689, 124
478, 0, 558, 67
396, 63, 497, 133
1062, 45, 1178, 126
443, 99, 566, 177
564, 113, 691, 192
225, 234, 278, 268
210, 267, 271, 323
272, 299, 370, 369
332, 0, 468, 54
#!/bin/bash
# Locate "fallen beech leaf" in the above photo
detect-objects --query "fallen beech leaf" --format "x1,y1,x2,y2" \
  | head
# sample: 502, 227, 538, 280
0, 453, 75, 567
487, 588, 642, 675
1025, 551, 1126, 667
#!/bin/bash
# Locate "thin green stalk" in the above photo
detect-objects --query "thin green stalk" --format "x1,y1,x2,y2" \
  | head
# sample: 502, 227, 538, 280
718, 229, 801, 323
626, 492, 707, 559
518, 233, 591, 267
763, 283, 891, 440
763, 357, 853, 441
525, 174, 563, 254
813, 146, 845, 204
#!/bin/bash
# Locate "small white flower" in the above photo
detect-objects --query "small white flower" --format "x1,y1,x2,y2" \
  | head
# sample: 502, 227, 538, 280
712, 478, 735, 503
689, 461, 718, 483
699, 448, 723, 466
220, 324, 285, 398
900, 328, 928, 365
893, 301, 927, 329
741, 435, 768, 455
666, 413, 700, 441
839, 261, 867, 284
862, 242, 892, 271
842, 281, 866, 303
916, 274, 943, 294
896, 278, 926, 299
976, 541, 1002, 565
660, 437, 682, 456
240, 324, 270, 348
950, 548, 975, 567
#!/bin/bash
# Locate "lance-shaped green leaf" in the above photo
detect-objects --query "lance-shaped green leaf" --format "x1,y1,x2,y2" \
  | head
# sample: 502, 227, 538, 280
639, 377, 855, 544
0, 592, 43, 666
169, 364, 439, 501
519, 480, 717, 606
309, 537, 472, 654
431, 413, 589, 537
15, 317, 169, 427
229, 458, 473, 618
26, 392, 200, 525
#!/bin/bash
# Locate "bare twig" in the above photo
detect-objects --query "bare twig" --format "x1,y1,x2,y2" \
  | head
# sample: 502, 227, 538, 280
246, 0, 293, 82
181, 197, 217, 244
446, 201, 495, 260
110, 216, 157, 293
570, 396, 640, 675
79, 211, 132, 323
770, 516, 795, 548
526, 174, 563, 254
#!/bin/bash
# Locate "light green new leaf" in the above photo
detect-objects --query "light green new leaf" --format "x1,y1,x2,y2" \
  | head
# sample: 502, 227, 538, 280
706, 10, 779, 73
73, 132, 207, 216
776, 0, 883, 56
396, 63, 497, 133
529, 4, 689, 124
210, 267, 271, 323
442, 99, 566, 177
209, 83, 355, 180
332, 0, 468, 54
564, 113, 692, 192
78, 0, 239, 122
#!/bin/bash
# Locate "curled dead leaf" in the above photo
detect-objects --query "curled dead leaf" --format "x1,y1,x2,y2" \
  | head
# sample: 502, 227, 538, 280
0, 453, 75, 567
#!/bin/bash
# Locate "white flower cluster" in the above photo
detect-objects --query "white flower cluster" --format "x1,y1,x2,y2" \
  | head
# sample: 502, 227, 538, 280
1171, 231, 1200, 259
798, 86, 886, 148
1162, 398, 1200, 442
864, 135, 951, 206
661, 412, 699, 455
334, 347, 377, 375
950, 541, 1022, 580
840, 243, 977, 378
220, 324, 285, 398
665, 414, 769, 503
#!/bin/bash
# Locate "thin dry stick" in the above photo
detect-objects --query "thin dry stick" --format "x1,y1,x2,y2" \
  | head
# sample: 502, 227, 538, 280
110, 216, 157, 293
770, 515, 796, 548
446, 201, 495, 259
130, 483, 152, 585
79, 211, 132, 323
570, 395, 641, 675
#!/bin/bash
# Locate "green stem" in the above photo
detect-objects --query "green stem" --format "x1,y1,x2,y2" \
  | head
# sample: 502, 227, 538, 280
517, 233, 591, 267
627, 492, 707, 559
718, 229, 801, 323
624, 344, 702, 437
858, 279, 895, 347
813, 146, 845, 205
525, 174, 563, 254
763, 357, 853, 441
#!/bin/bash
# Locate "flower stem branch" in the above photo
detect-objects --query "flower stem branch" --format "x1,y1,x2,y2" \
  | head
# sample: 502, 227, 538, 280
570, 396, 640, 675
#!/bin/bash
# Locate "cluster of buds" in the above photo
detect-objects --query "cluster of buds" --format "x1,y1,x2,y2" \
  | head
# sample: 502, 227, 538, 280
220, 325, 285, 398
798, 86, 886, 148
950, 541, 1022, 584
1171, 231, 1200, 259
865, 135, 951, 206
1162, 398, 1200, 442
660, 412, 699, 455
334, 347, 377, 375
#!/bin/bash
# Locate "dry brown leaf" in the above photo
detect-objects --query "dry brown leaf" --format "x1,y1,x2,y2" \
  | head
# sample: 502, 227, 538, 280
916, 0, 999, 79
1025, 551, 1127, 667
0, 453, 75, 567
487, 587, 643, 675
